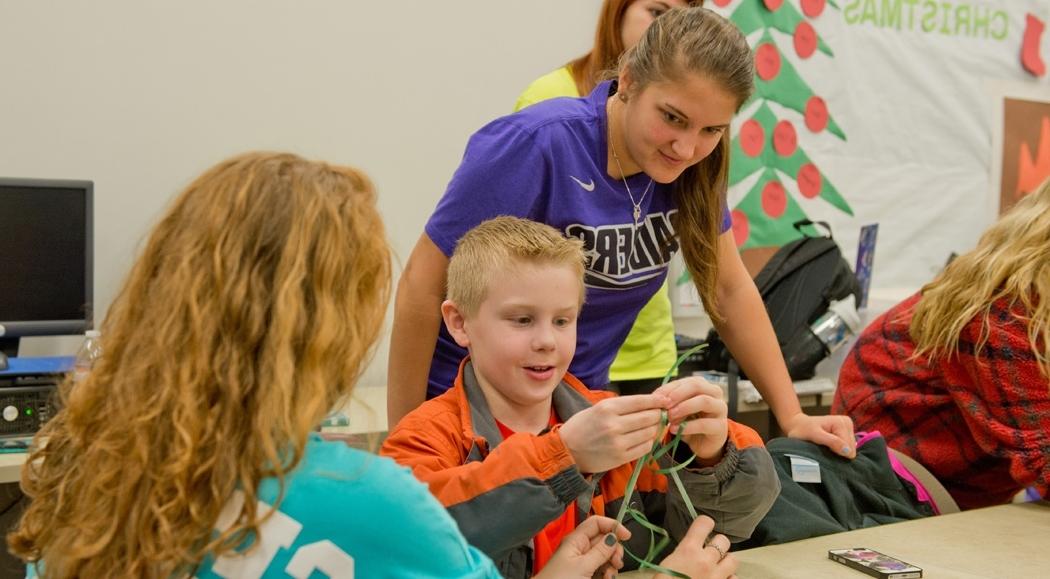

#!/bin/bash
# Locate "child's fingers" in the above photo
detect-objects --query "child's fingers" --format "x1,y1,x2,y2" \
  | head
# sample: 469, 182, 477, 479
623, 436, 661, 462
668, 394, 728, 423
616, 407, 666, 433
655, 377, 723, 405
621, 427, 663, 453
600, 393, 671, 415
671, 416, 726, 438
576, 516, 630, 541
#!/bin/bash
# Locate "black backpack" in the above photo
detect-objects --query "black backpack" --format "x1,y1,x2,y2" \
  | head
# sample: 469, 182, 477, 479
698, 220, 860, 381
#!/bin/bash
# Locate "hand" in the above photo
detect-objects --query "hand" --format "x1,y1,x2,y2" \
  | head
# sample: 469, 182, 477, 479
534, 516, 631, 579
655, 515, 738, 579
782, 412, 856, 458
653, 377, 728, 465
560, 394, 669, 473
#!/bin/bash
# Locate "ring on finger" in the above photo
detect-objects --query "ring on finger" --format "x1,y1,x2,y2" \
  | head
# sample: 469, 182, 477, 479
708, 542, 727, 562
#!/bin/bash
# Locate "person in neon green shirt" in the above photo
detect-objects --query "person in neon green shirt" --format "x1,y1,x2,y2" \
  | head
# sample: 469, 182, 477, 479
515, 0, 703, 395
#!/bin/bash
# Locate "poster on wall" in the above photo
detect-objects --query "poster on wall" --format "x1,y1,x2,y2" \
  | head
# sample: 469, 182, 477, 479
999, 96, 1050, 214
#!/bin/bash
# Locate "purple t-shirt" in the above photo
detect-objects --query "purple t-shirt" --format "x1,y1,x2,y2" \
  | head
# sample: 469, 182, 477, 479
424, 80, 731, 396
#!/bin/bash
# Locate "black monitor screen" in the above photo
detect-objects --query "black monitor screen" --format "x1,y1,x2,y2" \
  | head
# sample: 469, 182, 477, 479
0, 179, 92, 336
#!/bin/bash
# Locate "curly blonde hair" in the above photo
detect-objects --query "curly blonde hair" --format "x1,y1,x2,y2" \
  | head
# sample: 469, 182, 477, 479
910, 179, 1050, 377
8, 152, 391, 577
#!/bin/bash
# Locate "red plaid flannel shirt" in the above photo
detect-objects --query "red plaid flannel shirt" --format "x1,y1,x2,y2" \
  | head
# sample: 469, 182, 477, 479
833, 293, 1049, 510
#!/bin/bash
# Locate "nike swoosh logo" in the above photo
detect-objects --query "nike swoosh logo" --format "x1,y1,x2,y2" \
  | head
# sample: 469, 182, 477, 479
570, 176, 595, 192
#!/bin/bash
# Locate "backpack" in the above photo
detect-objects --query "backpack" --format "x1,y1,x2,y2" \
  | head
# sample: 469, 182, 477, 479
698, 220, 860, 380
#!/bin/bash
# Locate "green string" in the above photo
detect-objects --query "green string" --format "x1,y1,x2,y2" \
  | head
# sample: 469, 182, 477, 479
612, 344, 707, 579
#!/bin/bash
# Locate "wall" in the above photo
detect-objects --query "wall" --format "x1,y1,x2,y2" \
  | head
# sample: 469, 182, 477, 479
0, 0, 599, 386
4, 1, 1050, 389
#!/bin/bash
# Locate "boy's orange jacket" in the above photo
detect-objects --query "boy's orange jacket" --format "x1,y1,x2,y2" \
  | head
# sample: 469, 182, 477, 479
380, 360, 780, 578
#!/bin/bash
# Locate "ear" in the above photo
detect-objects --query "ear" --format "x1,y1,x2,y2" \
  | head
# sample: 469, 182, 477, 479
617, 67, 634, 99
441, 300, 471, 349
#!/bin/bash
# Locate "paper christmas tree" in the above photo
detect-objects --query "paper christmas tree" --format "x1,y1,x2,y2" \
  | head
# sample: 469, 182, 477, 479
716, 0, 853, 248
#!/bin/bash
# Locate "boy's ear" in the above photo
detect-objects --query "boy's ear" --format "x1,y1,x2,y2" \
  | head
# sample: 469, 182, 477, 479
441, 299, 471, 349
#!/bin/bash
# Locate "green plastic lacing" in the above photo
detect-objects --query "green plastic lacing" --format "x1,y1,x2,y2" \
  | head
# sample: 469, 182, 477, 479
612, 344, 706, 579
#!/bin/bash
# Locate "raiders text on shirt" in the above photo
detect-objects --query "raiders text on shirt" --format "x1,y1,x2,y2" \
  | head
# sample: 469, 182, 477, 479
565, 210, 678, 290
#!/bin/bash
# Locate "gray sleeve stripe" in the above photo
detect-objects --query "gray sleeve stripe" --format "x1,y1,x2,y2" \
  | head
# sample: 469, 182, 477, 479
447, 466, 589, 558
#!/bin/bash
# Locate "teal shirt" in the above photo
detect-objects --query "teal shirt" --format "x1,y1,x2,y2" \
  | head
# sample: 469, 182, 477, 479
193, 434, 499, 578
27, 435, 499, 578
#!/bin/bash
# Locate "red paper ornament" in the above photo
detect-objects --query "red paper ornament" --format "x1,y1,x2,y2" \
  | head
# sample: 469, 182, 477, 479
761, 181, 787, 218
773, 121, 798, 157
802, 0, 826, 18
794, 21, 817, 59
740, 119, 765, 157
798, 164, 822, 199
755, 43, 781, 81
804, 96, 829, 133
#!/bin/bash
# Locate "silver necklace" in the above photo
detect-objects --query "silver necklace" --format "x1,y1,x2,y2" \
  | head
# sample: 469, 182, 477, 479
609, 139, 654, 228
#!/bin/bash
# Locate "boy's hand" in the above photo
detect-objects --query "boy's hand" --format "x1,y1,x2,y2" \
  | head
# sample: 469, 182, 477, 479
653, 377, 729, 465
560, 394, 669, 474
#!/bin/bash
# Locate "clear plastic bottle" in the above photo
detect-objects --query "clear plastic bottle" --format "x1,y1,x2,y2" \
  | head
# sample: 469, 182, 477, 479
73, 330, 102, 383
783, 296, 862, 377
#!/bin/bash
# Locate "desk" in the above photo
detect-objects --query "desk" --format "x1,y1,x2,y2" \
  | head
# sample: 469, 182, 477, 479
735, 502, 1049, 578
621, 502, 1049, 578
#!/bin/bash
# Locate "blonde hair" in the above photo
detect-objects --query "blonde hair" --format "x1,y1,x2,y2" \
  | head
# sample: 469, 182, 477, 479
910, 180, 1050, 377
447, 216, 586, 316
617, 6, 754, 323
8, 152, 391, 577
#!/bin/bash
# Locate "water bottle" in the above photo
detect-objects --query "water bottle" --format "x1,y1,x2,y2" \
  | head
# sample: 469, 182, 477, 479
783, 297, 861, 378
809, 297, 862, 355
73, 330, 102, 384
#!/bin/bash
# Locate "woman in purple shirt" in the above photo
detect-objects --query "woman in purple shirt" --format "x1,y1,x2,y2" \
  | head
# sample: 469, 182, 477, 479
388, 6, 856, 459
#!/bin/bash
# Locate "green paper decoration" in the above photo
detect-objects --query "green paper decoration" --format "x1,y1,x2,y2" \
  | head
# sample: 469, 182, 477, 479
728, 0, 853, 251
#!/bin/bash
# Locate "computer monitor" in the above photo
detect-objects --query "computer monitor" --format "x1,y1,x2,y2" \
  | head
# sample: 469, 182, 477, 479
0, 178, 93, 367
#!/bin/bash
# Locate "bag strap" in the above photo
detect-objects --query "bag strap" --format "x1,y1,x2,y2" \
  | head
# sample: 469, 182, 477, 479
793, 219, 833, 238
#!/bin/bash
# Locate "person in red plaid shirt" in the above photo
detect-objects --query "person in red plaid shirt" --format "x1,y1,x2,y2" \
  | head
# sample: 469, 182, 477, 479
834, 181, 1050, 511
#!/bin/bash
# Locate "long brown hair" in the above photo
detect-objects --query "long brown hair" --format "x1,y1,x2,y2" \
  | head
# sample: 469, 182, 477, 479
8, 152, 391, 577
567, 0, 705, 96
617, 6, 753, 323
910, 180, 1050, 377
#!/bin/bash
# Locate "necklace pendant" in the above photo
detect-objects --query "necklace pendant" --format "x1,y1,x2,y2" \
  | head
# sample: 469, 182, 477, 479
633, 205, 641, 223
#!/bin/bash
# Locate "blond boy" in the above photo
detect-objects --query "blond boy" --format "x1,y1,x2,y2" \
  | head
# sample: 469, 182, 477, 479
381, 217, 778, 578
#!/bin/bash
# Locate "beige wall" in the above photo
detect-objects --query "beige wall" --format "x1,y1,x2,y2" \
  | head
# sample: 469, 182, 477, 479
0, 0, 600, 386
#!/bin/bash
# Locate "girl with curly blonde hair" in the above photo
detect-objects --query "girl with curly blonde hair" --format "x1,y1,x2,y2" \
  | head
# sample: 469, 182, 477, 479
835, 180, 1050, 510
8, 152, 634, 578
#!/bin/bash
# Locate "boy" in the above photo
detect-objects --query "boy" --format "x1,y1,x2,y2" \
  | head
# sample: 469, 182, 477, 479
381, 217, 779, 577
